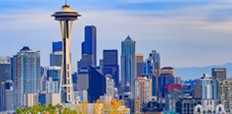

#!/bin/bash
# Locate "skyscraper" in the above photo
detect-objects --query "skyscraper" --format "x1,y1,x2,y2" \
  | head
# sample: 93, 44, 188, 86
50, 51, 62, 67
212, 68, 226, 81
12, 47, 40, 108
79, 25, 97, 67
121, 35, 136, 92
52, 41, 62, 53
136, 54, 143, 78
88, 66, 106, 103
143, 50, 160, 98
1, 80, 13, 111
134, 77, 152, 104
0, 56, 11, 108
103, 50, 119, 87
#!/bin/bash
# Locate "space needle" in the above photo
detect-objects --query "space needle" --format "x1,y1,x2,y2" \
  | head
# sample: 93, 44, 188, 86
52, 0, 81, 103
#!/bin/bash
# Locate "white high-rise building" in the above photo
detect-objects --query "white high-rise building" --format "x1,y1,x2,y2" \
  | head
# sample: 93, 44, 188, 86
46, 77, 59, 94
106, 76, 114, 98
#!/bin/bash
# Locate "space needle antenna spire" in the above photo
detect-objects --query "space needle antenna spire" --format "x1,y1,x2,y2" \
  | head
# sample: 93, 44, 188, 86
52, 0, 81, 103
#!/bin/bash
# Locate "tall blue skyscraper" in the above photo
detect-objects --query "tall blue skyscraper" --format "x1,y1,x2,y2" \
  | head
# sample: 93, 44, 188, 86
88, 66, 106, 103
12, 47, 40, 108
103, 50, 119, 88
81, 25, 96, 66
121, 36, 136, 92
52, 41, 62, 53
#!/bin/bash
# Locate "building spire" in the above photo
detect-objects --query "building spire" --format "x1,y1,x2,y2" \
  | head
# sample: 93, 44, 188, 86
65, 0, 67, 5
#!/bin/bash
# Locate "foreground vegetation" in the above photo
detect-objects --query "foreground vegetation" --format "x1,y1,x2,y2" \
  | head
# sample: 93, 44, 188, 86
15, 99, 129, 114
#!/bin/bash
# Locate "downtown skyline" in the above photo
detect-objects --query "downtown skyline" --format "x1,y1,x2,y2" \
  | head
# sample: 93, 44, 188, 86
1, 0, 232, 80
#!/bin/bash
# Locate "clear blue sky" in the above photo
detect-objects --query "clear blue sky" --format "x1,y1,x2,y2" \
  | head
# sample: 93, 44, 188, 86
1, 0, 232, 72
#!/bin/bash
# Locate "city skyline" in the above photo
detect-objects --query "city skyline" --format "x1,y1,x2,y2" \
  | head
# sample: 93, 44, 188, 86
1, 0, 232, 79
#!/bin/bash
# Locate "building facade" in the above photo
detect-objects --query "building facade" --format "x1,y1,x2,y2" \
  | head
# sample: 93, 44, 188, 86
212, 68, 226, 81
88, 66, 106, 103
103, 50, 119, 88
134, 77, 152, 104
1, 80, 13, 111
12, 47, 40, 108
0, 56, 11, 108
121, 36, 136, 92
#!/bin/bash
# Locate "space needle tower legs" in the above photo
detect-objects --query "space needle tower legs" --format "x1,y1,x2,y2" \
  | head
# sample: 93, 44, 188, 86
52, 2, 81, 103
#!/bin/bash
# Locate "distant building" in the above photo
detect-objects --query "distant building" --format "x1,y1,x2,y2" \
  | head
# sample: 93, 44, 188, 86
161, 67, 174, 76
164, 84, 181, 94
212, 68, 226, 81
136, 54, 143, 78
195, 73, 218, 100
73, 90, 88, 102
47, 66, 61, 81
77, 68, 88, 91
88, 66, 106, 103
218, 78, 232, 113
12, 47, 40, 108
78, 25, 97, 70
165, 89, 183, 112
103, 50, 119, 88
1, 80, 13, 111
26, 94, 39, 107
46, 93, 60, 105
0, 56, 11, 108
121, 35, 136, 92
106, 76, 114, 98
50, 51, 62, 67
134, 77, 152, 104
176, 98, 201, 114
159, 73, 174, 99
52, 41, 62, 53
46, 77, 59, 94
182, 84, 191, 97
143, 51, 161, 97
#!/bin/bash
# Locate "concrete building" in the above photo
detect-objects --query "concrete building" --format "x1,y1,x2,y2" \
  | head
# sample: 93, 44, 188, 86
134, 77, 152, 104
73, 90, 88, 102
161, 67, 174, 76
46, 77, 59, 94
77, 68, 89, 91
106, 76, 114, 98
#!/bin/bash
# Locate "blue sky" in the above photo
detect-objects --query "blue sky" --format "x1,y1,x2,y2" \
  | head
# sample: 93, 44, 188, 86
1, 0, 232, 79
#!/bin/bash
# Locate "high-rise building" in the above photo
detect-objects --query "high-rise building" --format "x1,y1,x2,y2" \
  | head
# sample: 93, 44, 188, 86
78, 25, 97, 69
121, 35, 136, 92
106, 76, 114, 98
143, 51, 161, 98
0, 56, 11, 108
50, 51, 62, 67
159, 73, 174, 99
212, 68, 226, 81
195, 73, 218, 100
218, 78, 232, 112
46, 77, 59, 94
88, 66, 106, 103
136, 54, 143, 78
165, 89, 183, 112
103, 50, 119, 87
52, 41, 62, 53
134, 77, 152, 104
1, 80, 13, 111
47, 66, 61, 81
161, 67, 174, 76
12, 47, 40, 108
